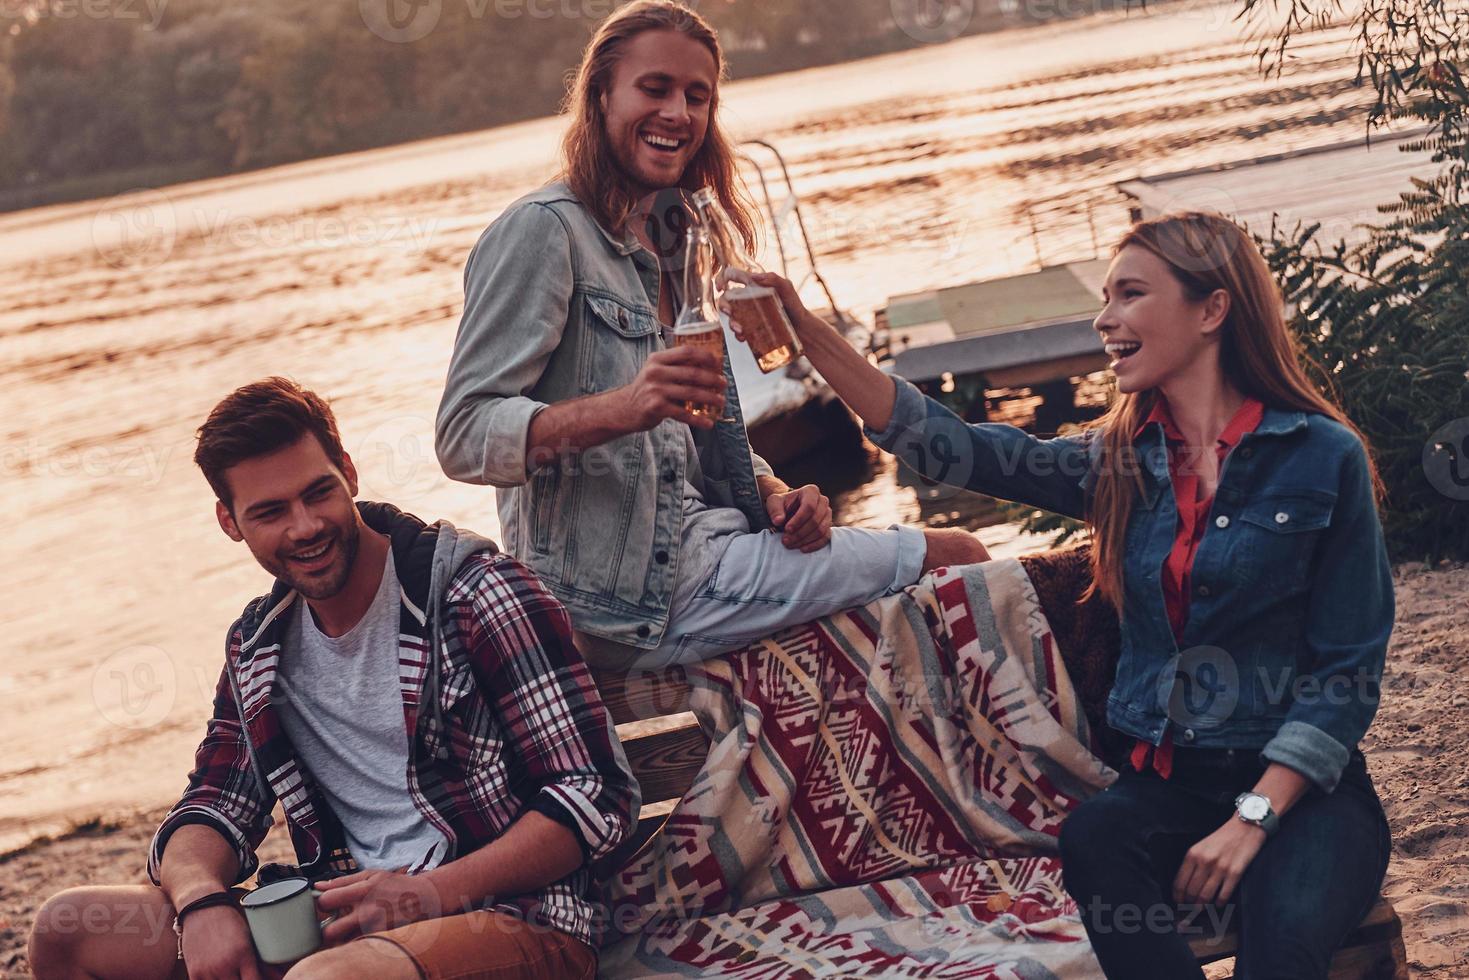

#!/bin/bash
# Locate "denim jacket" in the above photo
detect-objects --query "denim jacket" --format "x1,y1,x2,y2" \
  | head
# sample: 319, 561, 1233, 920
867, 376, 1394, 793
435, 181, 773, 650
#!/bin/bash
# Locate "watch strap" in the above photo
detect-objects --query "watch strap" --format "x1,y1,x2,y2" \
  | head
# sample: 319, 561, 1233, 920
173, 890, 240, 958
1233, 792, 1279, 836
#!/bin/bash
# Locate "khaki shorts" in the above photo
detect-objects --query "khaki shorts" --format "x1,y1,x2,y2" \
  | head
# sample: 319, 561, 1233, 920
175, 906, 593, 980
355, 910, 596, 980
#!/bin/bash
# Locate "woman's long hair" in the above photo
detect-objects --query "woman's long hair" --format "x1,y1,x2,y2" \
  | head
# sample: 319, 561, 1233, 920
557, 0, 757, 251
1084, 211, 1384, 608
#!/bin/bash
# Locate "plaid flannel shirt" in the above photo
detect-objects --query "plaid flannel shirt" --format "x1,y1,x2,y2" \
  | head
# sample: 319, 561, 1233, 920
146, 501, 639, 946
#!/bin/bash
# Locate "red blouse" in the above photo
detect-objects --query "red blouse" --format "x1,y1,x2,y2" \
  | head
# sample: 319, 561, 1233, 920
1128, 394, 1265, 778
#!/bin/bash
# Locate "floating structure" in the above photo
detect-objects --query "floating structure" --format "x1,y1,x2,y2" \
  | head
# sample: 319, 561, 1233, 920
1116, 127, 1442, 245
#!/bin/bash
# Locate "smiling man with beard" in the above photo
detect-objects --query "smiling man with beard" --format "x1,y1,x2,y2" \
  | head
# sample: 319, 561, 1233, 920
28, 377, 637, 980
436, 0, 988, 671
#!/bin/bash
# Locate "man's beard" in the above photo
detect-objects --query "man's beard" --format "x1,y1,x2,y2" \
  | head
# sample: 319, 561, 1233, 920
272, 520, 361, 600
609, 130, 690, 196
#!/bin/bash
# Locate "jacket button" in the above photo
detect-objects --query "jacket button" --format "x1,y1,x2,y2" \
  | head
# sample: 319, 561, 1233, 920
618, 310, 629, 328
1240, 446, 1253, 459
636, 624, 651, 638
1182, 728, 1196, 741
1196, 584, 1211, 597
655, 550, 669, 565
1274, 511, 1290, 524
1215, 515, 1230, 529
663, 470, 675, 483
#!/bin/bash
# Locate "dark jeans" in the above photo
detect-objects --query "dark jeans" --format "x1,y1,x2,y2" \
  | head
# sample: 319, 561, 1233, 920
1057, 744, 1391, 980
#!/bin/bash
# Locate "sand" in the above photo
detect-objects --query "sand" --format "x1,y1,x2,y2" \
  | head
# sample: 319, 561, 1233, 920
3, 562, 1466, 978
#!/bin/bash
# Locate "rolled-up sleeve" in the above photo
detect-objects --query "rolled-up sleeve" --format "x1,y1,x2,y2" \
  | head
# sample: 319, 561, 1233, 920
147, 662, 275, 886
435, 203, 574, 489
1260, 440, 1393, 793
864, 374, 1096, 520
466, 555, 640, 863
749, 449, 775, 481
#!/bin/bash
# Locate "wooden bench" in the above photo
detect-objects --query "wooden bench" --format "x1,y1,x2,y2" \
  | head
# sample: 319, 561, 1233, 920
589, 591, 1408, 978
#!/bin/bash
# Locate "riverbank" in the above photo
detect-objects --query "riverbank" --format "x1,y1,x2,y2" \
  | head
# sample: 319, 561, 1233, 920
2, 561, 1465, 977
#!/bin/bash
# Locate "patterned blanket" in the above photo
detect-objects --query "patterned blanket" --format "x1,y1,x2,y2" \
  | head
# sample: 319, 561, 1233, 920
600, 559, 1120, 978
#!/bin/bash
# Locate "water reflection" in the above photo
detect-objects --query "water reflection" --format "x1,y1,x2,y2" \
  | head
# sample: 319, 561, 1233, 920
0, 1, 1375, 849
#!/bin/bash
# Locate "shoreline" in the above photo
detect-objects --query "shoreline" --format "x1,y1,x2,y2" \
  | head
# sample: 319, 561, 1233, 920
3, 561, 1465, 976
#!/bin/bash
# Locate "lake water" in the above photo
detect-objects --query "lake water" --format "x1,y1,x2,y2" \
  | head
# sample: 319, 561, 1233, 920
0, 0, 1377, 853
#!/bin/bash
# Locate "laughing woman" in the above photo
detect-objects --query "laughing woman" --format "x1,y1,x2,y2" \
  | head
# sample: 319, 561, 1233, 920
750, 211, 1394, 979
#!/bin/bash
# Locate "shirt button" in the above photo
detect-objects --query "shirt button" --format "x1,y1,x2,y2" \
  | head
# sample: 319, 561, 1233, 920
1196, 584, 1211, 597
1215, 515, 1230, 529
1275, 511, 1290, 524
655, 550, 669, 565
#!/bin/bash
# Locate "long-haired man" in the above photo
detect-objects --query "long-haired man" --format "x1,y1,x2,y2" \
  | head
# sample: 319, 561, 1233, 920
436, 1, 987, 669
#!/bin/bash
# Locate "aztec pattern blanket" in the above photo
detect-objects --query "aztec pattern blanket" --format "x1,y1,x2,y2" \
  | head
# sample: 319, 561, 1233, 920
599, 558, 1120, 978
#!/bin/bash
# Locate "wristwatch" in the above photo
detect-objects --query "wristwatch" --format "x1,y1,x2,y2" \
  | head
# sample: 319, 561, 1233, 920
1233, 791, 1280, 836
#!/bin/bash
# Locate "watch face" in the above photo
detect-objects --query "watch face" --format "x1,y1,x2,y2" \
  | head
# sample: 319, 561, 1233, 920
1240, 796, 1268, 820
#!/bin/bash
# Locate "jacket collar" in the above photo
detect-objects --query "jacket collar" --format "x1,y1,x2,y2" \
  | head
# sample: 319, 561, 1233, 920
533, 179, 643, 256
592, 214, 642, 256
1253, 406, 1310, 438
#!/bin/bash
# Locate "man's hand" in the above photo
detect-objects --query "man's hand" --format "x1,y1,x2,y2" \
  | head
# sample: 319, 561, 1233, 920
179, 904, 282, 980
764, 483, 833, 553
615, 346, 726, 432
314, 868, 445, 946
1172, 816, 1267, 907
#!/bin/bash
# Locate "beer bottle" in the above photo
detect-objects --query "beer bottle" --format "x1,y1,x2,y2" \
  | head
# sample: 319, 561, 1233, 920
672, 225, 726, 419
691, 188, 804, 373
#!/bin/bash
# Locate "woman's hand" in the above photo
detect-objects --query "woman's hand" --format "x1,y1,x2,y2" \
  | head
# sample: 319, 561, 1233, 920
1173, 817, 1268, 906
314, 868, 446, 946
727, 271, 830, 345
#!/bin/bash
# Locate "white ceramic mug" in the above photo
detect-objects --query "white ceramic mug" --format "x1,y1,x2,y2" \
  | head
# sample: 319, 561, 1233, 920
240, 877, 336, 965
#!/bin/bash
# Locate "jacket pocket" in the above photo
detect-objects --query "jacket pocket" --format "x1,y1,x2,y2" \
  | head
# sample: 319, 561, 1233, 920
529, 464, 562, 555
1237, 490, 1335, 592
580, 293, 657, 394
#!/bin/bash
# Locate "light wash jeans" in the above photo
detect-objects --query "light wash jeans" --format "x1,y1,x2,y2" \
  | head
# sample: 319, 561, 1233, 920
579, 524, 926, 670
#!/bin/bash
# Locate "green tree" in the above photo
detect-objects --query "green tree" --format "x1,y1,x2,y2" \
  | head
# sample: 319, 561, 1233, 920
1242, 0, 1469, 562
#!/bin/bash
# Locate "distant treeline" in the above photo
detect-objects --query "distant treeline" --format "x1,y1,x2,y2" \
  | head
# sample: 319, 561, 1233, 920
0, 0, 1135, 210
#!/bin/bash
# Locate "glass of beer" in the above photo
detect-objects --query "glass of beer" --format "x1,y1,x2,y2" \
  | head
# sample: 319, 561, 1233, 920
673, 319, 726, 419
692, 188, 805, 374
724, 282, 802, 373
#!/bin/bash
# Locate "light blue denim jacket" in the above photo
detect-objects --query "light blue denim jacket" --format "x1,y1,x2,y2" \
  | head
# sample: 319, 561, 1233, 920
435, 181, 773, 650
867, 375, 1394, 793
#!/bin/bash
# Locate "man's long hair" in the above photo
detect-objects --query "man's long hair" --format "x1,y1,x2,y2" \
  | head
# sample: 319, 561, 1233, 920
1082, 211, 1384, 609
558, 0, 757, 251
